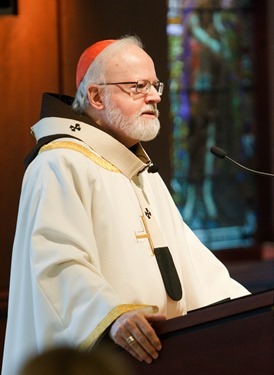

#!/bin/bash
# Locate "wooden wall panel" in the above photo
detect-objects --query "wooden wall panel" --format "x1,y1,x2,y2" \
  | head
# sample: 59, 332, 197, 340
0, 0, 60, 367
0, 0, 60, 284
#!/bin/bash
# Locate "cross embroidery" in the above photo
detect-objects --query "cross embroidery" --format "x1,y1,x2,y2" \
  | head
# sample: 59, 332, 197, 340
144, 208, 152, 219
70, 123, 81, 132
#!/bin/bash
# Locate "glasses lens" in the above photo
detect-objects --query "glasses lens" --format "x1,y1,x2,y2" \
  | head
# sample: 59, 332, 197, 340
153, 81, 164, 96
158, 82, 164, 96
135, 80, 164, 95
136, 80, 149, 93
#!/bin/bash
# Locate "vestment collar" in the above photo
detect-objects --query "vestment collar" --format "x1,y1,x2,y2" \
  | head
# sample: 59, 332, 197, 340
31, 117, 150, 179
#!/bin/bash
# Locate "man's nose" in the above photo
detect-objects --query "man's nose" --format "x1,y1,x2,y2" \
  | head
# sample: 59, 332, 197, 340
144, 86, 162, 104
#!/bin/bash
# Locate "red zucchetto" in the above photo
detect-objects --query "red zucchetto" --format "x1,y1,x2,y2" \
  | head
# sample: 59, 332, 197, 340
76, 39, 116, 89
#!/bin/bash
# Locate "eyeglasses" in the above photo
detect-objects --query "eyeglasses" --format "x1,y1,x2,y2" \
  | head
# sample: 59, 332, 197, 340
97, 80, 164, 96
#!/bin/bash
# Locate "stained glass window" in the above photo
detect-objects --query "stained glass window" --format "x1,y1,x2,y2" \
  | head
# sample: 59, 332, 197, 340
167, 0, 257, 249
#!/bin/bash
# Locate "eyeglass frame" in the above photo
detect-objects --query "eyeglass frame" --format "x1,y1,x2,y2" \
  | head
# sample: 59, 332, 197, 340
96, 79, 164, 96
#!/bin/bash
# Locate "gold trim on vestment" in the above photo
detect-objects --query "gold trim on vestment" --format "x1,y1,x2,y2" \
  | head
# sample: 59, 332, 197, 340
39, 141, 121, 173
79, 304, 158, 351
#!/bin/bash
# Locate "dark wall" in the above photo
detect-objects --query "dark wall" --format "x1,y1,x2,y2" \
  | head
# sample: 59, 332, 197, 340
253, 0, 274, 241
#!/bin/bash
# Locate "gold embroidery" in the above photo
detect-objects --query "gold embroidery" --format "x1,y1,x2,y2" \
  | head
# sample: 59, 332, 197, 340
79, 304, 158, 350
135, 215, 154, 255
39, 141, 121, 173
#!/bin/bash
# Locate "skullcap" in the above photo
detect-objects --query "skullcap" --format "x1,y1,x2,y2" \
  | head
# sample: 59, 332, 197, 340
76, 39, 116, 88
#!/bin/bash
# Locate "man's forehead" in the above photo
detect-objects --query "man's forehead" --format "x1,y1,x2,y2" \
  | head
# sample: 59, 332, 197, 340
105, 47, 156, 79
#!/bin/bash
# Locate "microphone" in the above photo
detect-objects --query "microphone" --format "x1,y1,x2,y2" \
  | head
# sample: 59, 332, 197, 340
210, 146, 274, 177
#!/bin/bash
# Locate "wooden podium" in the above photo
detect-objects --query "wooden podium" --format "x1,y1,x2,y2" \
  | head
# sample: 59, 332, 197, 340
100, 290, 274, 375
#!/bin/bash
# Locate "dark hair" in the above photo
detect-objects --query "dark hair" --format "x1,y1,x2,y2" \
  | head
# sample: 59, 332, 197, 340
19, 346, 132, 375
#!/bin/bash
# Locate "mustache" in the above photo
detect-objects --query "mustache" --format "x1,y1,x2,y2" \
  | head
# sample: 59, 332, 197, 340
140, 105, 159, 118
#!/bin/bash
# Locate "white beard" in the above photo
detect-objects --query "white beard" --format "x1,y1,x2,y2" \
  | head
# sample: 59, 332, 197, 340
104, 96, 160, 142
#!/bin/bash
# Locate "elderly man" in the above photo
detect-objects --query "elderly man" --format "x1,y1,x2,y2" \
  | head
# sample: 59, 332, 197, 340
2, 36, 249, 375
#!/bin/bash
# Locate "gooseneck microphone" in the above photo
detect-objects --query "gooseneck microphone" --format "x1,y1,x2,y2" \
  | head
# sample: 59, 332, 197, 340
210, 146, 274, 177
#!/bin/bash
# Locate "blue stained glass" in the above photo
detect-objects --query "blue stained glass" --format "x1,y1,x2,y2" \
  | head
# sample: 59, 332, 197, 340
167, 0, 257, 250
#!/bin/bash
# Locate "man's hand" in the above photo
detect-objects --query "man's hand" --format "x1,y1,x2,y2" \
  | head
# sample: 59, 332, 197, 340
109, 310, 166, 364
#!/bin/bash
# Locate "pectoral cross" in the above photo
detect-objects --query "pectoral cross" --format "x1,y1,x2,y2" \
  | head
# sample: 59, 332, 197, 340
135, 215, 154, 255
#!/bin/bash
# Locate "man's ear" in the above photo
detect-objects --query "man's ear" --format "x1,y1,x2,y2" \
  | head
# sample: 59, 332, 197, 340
87, 85, 104, 110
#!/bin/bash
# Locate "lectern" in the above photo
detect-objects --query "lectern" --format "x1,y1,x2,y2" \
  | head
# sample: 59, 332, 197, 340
100, 290, 274, 375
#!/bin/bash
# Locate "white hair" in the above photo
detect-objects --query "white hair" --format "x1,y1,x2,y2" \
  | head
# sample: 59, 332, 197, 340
72, 36, 143, 114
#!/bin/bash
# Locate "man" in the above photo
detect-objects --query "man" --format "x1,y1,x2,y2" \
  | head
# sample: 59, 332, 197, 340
2, 36, 249, 375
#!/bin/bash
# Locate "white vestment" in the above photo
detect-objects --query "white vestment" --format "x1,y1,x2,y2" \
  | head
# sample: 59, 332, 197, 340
2, 116, 249, 375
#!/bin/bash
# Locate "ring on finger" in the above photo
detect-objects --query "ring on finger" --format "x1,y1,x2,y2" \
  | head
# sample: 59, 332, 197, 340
125, 335, 135, 345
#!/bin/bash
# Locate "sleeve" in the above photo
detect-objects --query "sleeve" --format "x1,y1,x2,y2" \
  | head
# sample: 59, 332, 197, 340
181, 222, 250, 311
22, 149, 155, 349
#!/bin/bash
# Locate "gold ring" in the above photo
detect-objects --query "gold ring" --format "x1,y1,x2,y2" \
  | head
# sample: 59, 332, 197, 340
125, 335, 135, 345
